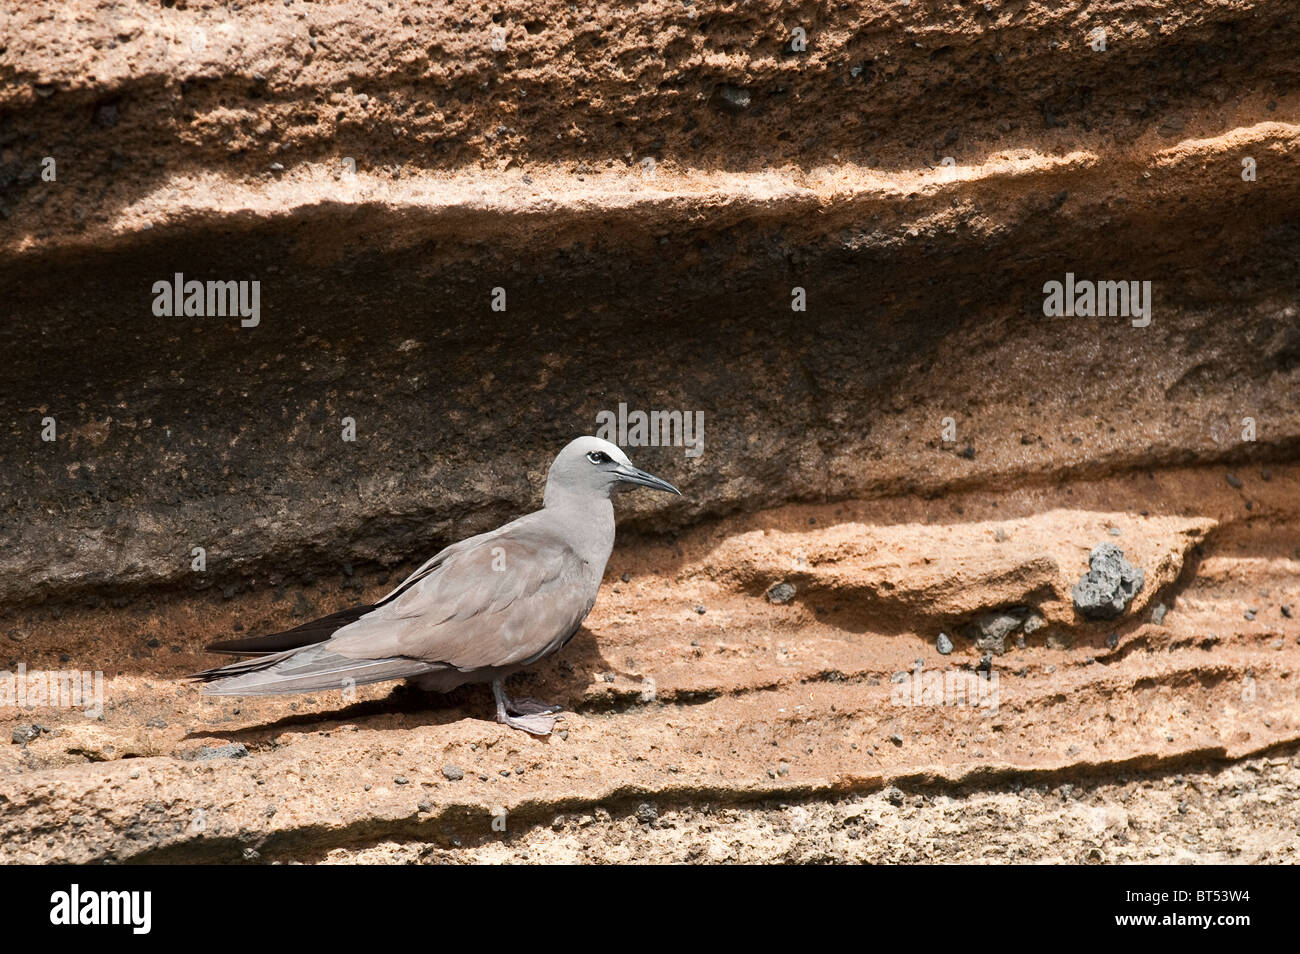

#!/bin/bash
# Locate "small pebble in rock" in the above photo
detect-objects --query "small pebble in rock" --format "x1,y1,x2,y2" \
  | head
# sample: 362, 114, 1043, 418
1106, 632, 1119, 649
714, 84, 751, 111
936, 632, 953, 654
418, 800, 432, 813
694, 605, 706, 614
1282, 605, 1293, 619
883, 786, 905, 805
394, 776, 409, 785
1151, 602, 1168, 625
620, 572, 630, 583
441, 765, 463, 781
185, 743, 248, 761
777, 761, 790, 776
1245, 609, 1257, 621
766, 581, 797, 605
889, 733, 904, 746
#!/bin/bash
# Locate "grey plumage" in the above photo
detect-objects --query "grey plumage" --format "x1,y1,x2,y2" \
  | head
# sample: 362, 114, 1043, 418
192, 436, 680, 734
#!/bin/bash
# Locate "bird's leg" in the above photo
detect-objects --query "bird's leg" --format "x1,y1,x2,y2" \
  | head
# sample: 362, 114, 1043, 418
507, 697, 565, 716
492, 678, 562, 735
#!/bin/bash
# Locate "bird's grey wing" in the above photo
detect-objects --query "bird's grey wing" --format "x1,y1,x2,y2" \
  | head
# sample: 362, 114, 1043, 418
326, 521, 597, 671
199, 535, 486, 659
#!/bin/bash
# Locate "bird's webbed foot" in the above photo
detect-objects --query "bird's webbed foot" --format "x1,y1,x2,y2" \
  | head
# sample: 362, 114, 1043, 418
492, 680, 563, 735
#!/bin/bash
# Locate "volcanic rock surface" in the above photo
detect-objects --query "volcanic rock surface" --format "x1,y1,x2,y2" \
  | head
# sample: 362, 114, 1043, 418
0, 0, 1297, 862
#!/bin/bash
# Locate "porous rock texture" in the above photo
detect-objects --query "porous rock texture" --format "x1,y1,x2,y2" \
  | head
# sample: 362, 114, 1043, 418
0, 1, 1297, 863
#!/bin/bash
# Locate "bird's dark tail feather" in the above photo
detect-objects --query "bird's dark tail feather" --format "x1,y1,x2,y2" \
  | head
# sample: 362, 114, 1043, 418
189, 650, 292, 683
204, 603, 376, 655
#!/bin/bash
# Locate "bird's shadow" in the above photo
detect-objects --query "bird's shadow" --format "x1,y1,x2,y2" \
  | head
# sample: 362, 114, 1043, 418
184, 628, 613, 744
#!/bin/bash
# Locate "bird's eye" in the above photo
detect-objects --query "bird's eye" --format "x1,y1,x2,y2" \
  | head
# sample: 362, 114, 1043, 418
586, 451, 611, 464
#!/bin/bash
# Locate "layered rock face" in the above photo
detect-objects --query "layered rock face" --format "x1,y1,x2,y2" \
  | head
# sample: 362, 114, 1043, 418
0, 1, 1297, 863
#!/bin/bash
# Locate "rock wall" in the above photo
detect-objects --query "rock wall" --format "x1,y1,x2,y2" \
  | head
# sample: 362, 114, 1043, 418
0, 0, 1297, 862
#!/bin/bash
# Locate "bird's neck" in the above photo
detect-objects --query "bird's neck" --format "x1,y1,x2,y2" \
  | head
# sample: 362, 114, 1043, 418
542, 491, 615, 563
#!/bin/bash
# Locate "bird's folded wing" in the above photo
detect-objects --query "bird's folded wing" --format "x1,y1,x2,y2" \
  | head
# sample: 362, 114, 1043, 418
326, 520, 596, 671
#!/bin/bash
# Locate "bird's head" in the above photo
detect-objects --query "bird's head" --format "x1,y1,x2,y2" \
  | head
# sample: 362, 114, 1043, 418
545, 436, 681, 505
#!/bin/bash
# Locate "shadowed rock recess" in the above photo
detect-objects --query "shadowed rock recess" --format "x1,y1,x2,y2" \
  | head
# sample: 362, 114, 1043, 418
0, 1, 1297, 863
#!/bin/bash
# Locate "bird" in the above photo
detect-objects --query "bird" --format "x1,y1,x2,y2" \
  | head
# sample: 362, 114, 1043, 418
191, 436, 681, 734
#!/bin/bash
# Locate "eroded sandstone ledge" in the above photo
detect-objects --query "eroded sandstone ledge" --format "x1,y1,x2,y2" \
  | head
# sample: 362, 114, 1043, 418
0, 1, 1297, 863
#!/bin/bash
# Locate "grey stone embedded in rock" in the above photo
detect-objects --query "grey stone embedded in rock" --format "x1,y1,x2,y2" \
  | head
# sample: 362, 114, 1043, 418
441, 764, 464, 781
766, 581, 796, 604
936, 632, 953, 655
959, 606, 1030, 654
1072, 543, 1144, 620
1046, 632, 1074, 650
184, 743, 248, 761
714, 84, 751, 111
1151, 602, 1167, 625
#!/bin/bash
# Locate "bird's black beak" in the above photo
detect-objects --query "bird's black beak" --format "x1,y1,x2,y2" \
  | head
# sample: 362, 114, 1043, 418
614, 463, 682, 496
